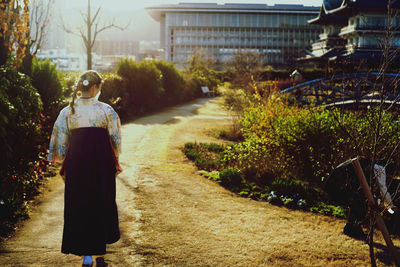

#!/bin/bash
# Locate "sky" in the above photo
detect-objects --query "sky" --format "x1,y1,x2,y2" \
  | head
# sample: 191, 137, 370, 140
53, 0, 324, 52
64, 0, 323, 11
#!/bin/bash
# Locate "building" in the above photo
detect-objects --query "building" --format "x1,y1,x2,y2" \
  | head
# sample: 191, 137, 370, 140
36, 49, 85, 72
307, 0, 400, 64
146, 3, 322, 67
93, 40, 140, 56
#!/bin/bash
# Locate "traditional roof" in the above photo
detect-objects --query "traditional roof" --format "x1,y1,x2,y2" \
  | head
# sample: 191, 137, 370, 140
309, 0, 400, 25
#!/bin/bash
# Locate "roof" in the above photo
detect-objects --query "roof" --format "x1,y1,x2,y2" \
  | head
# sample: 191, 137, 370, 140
146, 3, 320, 21
309, 0, 400, 25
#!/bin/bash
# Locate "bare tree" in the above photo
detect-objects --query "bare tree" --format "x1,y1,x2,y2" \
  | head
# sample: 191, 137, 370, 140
62, 0, 127, 70
344, 1, 400, 265
229, 51, 263, 93
21, 0, 53, 75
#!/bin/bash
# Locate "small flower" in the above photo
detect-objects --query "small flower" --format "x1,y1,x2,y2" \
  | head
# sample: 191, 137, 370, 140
83, 80, 89, 86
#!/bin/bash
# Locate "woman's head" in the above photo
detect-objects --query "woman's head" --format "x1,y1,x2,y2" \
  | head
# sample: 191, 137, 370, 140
76, 70, 103, 92
70, 70, 103, 113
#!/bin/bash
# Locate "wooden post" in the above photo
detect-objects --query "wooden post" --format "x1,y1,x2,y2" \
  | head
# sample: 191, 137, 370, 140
352, 158, 400, 266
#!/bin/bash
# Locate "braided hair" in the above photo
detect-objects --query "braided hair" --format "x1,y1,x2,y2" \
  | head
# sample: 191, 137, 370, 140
70, 70, 103, 114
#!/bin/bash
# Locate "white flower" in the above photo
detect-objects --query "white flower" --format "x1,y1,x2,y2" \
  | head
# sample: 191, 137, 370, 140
83, 80, 89, 86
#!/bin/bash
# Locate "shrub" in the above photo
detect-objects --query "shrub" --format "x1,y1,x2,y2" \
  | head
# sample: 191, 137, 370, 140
98, 73, 125, 117
31, 58, 65, 115
116, 58, 163, 115
184, 148, 200, 161
31, 58, 68, 147
219, 168, 243, 188
0, 65, 45, 237
0, 65, 43, 170
154, 61, 185, 105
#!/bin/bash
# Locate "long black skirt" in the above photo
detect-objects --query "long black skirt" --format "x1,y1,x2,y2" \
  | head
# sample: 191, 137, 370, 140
62, 127, 120, 256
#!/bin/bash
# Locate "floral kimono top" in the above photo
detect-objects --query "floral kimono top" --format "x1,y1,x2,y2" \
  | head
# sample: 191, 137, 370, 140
47, 98, 121, 167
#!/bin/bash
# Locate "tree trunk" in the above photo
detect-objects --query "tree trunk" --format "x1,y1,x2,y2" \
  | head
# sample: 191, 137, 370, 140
21, 52, 33, 77
86, 0, 92, 70
0, 37, 8, 66
87, 47, 92, 70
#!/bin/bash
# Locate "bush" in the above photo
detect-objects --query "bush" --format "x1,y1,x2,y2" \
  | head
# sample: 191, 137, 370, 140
184, 148, 200, 161
31, 58, 65, 115
0, 65, 43, 169
98, 73, 125, 117
31, 58, 68, 147
219, 168, 244, 188
154, 61, 185, 105
117, 58, 163, 115
0, 65, 45, 237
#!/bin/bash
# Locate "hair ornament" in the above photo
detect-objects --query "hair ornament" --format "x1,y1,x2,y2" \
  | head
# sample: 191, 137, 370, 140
83, 80, 89, 86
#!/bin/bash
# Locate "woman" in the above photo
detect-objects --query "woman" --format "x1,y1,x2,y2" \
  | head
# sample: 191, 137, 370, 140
48, 70, 122, 266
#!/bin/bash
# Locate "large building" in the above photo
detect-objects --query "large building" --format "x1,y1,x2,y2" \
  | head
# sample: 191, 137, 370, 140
146, 3, 322, 67
307, 0, 400, 63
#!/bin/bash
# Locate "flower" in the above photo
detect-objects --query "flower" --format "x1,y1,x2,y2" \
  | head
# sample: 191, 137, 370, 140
83, 80, 89, 86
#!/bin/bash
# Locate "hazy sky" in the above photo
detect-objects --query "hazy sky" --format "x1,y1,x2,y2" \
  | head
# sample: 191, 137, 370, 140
65, 0, 323, 10
55, 0, 324, 51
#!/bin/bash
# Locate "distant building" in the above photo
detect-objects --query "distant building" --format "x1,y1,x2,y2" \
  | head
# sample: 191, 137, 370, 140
306, 0, 400, 63
93, 40, 139, 56
36, 49, 85, 72
146, 3, 322, 67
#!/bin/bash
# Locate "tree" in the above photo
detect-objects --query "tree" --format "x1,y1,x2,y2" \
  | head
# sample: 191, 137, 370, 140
0, 0, 30, 66
20, 0, 52, 76
329, 1, 400, 265
62, 0, 127, 70
363, 2, 400, 265
229, 51, 263, 93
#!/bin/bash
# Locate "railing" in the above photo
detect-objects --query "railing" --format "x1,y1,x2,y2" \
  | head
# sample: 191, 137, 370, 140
281, 72, 400, 108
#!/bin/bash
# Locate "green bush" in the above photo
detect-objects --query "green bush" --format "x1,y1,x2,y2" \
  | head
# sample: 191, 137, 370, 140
223, 103, 367, 186
0, 65, 43, 169
31, 58, 68, 148
31, 58, 65, 115
184, 148, 200, 161
219, 168, 243, 188
116, 58, 163, 115
98, 73, 125, 116
0, 65, 45, 237
154, 61, 185, 105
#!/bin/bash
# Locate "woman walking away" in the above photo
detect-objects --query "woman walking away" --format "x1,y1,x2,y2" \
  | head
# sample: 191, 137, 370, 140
48, 70, 122, 266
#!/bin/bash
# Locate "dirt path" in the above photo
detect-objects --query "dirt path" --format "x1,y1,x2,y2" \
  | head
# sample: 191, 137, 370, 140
0, 98, 398, 266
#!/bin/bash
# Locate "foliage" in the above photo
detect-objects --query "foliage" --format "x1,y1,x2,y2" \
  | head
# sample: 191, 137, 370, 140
183, 50, 220, 97
31, 58, 66, 115
219, 168, 244, 189
153, 61, 185, 105
117, 58, 163, 115
188, 82, 400, 219
310, 202, 347, 218
183, 142, 224, 171
221, 92, 387, 186
0, 0, 30, 66
98, 72, 124, 115
0, 64, 43, 169
228, 51, 263, 91
0, 65, 45, 237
